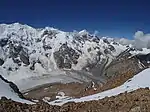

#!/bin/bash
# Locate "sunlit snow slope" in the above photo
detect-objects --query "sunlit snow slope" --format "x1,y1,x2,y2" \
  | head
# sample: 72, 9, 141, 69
0, 75, 33, 104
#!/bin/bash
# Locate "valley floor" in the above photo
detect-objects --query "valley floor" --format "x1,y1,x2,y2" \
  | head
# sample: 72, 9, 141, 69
23, 69, 136, 102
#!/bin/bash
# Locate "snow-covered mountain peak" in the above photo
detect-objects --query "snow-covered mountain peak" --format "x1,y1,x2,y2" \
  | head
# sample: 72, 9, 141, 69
78, 29, 89, 36
0, 23, 144, 91
0, 23, 129, 70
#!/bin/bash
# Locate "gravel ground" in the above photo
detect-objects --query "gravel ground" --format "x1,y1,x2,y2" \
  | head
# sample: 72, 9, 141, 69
1, 88, 150, 112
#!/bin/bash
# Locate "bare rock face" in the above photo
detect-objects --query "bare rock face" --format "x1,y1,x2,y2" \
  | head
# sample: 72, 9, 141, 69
135, 53, 150, 66
102, 49, 145, 79
9, 42, 22, 58
19, 50, 30, 65
0, 38, 9, 47
54, 43, 79, 69
9, 82, 24, 99
8, 41, 30, 65
104, 57, 141, 78
108, 45, 115, 51
0, 59, 4, 66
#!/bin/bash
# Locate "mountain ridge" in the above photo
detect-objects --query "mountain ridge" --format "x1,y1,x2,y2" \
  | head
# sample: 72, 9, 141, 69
0, 23, 150, 91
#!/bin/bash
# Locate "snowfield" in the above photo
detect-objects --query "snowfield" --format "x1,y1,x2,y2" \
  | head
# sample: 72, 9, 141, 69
48, 68, 150, 106
0, 77, 33, 104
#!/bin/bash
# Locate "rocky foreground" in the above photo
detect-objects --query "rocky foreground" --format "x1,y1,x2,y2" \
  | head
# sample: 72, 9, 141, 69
0, 88, 150, 112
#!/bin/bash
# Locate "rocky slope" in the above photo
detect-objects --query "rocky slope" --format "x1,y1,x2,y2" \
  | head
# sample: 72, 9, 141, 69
1, 88, 150, 112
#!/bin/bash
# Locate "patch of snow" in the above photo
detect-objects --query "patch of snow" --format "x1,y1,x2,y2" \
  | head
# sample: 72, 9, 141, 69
24, 93, 28, 95
44, 87, 49, 90
56, 92, 68, 100
32, 99, 39, 102
43, 97, 51, 102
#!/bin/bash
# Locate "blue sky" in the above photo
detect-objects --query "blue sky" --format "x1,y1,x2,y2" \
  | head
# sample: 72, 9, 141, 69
0, 0, 150, 39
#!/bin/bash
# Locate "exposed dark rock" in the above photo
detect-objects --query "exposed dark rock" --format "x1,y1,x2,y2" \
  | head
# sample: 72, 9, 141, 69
19, 50, 30, 65
54, 53, 64, 68
15, 67, 18, 70
12, 58, 21, 66
92, 37, 100, 43
35, 38, 41, 42
9, 82, 24, 98
97, 51, 102, 56
30, 62, 36, 70
64, 63, 72, 69
104, 49, 109, 54
8, 67, 13, 71
103, 39, 110, 44
0, 38, 9, 47
87, 48, 91, 52
9, 43, 23, 58
1, 96, 7, 101
0, 59, 4, 66
72, 60, 78, 64
135, 53, 150, 66
42, 30, 49, 36
112, 42, 119, 45
14, 45, 22, 53
108, 45, 115, 51
54, 43, 79, 69
43, 45, 52, 50
103, 55, 143, 78
45, 53, 49, 57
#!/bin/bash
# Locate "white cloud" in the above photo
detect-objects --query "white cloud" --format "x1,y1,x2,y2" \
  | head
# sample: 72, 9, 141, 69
117, 38, 134, 45
134, 31, 150, 49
